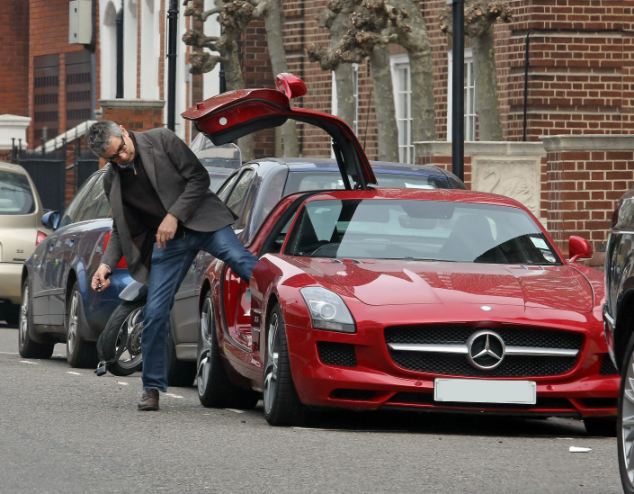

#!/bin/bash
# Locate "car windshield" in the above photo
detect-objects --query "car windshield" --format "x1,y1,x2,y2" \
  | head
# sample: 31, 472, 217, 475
283, 171, 440, 194
0, 170, 35, 215
285, 199, 560, 265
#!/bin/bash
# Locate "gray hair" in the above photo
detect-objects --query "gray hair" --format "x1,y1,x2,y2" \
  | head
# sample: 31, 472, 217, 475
87, 120, 122, 157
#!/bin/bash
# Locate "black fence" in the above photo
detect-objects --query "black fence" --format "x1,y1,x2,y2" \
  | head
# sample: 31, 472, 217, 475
12, 139, 67, 213
10, 134, 99, 213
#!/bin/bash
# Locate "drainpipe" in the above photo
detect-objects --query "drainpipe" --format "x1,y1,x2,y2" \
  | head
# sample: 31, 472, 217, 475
167, 0, 179, 131
89, 0, 97, 118
116, 1, 124, 98
522, 31, 531, 141
449, 0, 464, 181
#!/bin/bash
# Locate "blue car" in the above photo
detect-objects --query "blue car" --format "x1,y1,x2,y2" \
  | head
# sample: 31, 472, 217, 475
18, 168, 133, 367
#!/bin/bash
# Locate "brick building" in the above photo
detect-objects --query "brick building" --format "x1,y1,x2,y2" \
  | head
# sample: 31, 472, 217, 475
1, 0, 633, 254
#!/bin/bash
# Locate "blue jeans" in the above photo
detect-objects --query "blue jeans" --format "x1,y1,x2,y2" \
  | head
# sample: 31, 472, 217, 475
141, 226, 257, 392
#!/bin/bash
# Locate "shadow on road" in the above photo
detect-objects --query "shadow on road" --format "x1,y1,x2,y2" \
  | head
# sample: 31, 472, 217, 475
290, 408, 590, 438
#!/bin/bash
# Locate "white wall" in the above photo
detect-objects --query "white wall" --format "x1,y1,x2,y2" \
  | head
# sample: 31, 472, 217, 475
123, 0, 138, 98
100, 0, 118, 99
140, 0, 159, 99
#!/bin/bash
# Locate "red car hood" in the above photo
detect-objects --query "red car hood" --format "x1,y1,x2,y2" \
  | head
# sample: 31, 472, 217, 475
288, 258, 595, 312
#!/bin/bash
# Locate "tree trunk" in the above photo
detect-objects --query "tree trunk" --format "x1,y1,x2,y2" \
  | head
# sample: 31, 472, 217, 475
335, 65, 355, 130
224, 43, 255, 160
473, 30, 502, 140
369, 47, 399, 162
393, 0, 436, 143
262, 0, 299, 156
330, 4, 355, 130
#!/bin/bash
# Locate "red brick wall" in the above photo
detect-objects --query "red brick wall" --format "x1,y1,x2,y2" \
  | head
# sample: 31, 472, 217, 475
544, 146, 634, 250
0, 1, 29, 117
29, 0, 91, 147
266, 0, 634, 155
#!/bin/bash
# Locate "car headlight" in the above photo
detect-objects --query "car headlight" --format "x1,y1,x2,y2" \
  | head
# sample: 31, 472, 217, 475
300, 287, 356, 333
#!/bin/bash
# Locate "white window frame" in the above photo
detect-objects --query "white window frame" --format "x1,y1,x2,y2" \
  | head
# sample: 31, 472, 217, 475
390, 54, 413, 164
447, 48, 476, 141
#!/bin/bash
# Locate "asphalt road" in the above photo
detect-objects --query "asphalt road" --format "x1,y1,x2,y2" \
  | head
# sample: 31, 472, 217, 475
0, 325, 622, 494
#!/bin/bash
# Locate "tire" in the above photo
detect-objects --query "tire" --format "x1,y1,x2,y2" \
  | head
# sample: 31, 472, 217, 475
97, 300, 144, 376
263, 303, 305, 426
65, 283, 98, 368
619, 331, 634, 493
196, 292, 259, 409
167, 333, 196, 387
18, 279, 54, 359
584, 417, 616, 436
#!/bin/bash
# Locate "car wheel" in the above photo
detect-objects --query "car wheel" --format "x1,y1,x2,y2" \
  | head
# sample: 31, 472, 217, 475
584, 417, 616, 436
18, 280, 54, 359
619, 332, 634, 493
263, 303, 305, 426
97, 301, 144, 376
196, 292, 258, 408
167, 333, 196, 387
65, 282, 97, 368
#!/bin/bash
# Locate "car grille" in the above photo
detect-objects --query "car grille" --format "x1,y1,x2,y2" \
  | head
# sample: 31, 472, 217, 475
385, 325, 583, 378
317, 342, 357, 367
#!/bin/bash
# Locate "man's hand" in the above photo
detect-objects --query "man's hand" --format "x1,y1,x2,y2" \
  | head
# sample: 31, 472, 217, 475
91, 264, 112, 292
156, 213, 179, 248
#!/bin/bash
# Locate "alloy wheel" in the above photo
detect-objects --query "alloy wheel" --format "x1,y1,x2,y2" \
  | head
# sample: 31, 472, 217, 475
115, 307, 144, 367
18, 285, 29, 347
67, 291, 81, 356
622, 350, 634, 485
263, 312, 279, 415
197, 298, 213, 396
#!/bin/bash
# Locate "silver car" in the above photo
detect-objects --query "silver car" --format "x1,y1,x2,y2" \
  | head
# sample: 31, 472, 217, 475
0, 161, 49, 324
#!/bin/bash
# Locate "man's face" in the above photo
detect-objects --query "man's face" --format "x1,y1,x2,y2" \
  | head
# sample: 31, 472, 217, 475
102, 127, 135, 164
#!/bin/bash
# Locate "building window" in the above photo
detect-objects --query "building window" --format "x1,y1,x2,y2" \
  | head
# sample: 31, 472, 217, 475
34, 54, 59, 147
65, 50, 93, 129
447, 48, 476, 141
331, 64, 359, 134
390, 54, 413, 164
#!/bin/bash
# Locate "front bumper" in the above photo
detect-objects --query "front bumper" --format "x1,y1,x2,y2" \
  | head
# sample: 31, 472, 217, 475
0, 262, 23, 304
285, 322, 619, 419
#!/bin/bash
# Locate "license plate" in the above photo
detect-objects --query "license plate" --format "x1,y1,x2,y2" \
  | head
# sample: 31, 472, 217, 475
434, 378, 537, 405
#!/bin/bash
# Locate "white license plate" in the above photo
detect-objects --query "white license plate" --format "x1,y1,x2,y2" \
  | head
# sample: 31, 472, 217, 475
434, 378, 536, 405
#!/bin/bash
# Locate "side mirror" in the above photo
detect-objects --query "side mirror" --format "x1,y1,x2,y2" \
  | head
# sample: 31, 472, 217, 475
41, 210, 60, 231
568, 235, 593, 262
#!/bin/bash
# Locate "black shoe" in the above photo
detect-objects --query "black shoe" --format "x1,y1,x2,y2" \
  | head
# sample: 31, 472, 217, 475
137, 389, 159, 411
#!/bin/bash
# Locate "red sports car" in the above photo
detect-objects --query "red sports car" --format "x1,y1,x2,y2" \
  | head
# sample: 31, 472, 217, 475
183, 74, 618, 430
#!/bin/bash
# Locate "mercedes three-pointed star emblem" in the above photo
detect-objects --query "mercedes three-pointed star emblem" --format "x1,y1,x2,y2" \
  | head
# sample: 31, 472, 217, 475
466, 330, 506, 370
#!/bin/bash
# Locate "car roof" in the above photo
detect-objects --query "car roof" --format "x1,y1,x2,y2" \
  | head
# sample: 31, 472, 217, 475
253, 157, 446, 174
0, 160, 30, 176
299, 187, 525, 208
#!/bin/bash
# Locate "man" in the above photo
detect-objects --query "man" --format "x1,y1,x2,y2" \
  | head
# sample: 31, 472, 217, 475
87, 120, 257, 411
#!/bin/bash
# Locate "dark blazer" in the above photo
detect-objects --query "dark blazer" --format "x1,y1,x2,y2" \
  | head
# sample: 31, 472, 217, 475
101, 127, 236, 282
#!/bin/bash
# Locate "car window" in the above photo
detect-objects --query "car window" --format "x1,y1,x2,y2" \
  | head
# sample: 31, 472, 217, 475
285, 199, 560, 265
75, 175, 111, 222
59, 173, 101, 227
225, 169, 256, 221
216, 172, 239, 203
0, 170, 35, 215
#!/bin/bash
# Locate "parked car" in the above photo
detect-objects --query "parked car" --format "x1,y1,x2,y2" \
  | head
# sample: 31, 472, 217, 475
113, 158, 466, 385
603, 188, 634, 492
18, 169, 133, 366
189, 133, 242, 192
181, 73, 618, 429
0, 161, 49, 325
